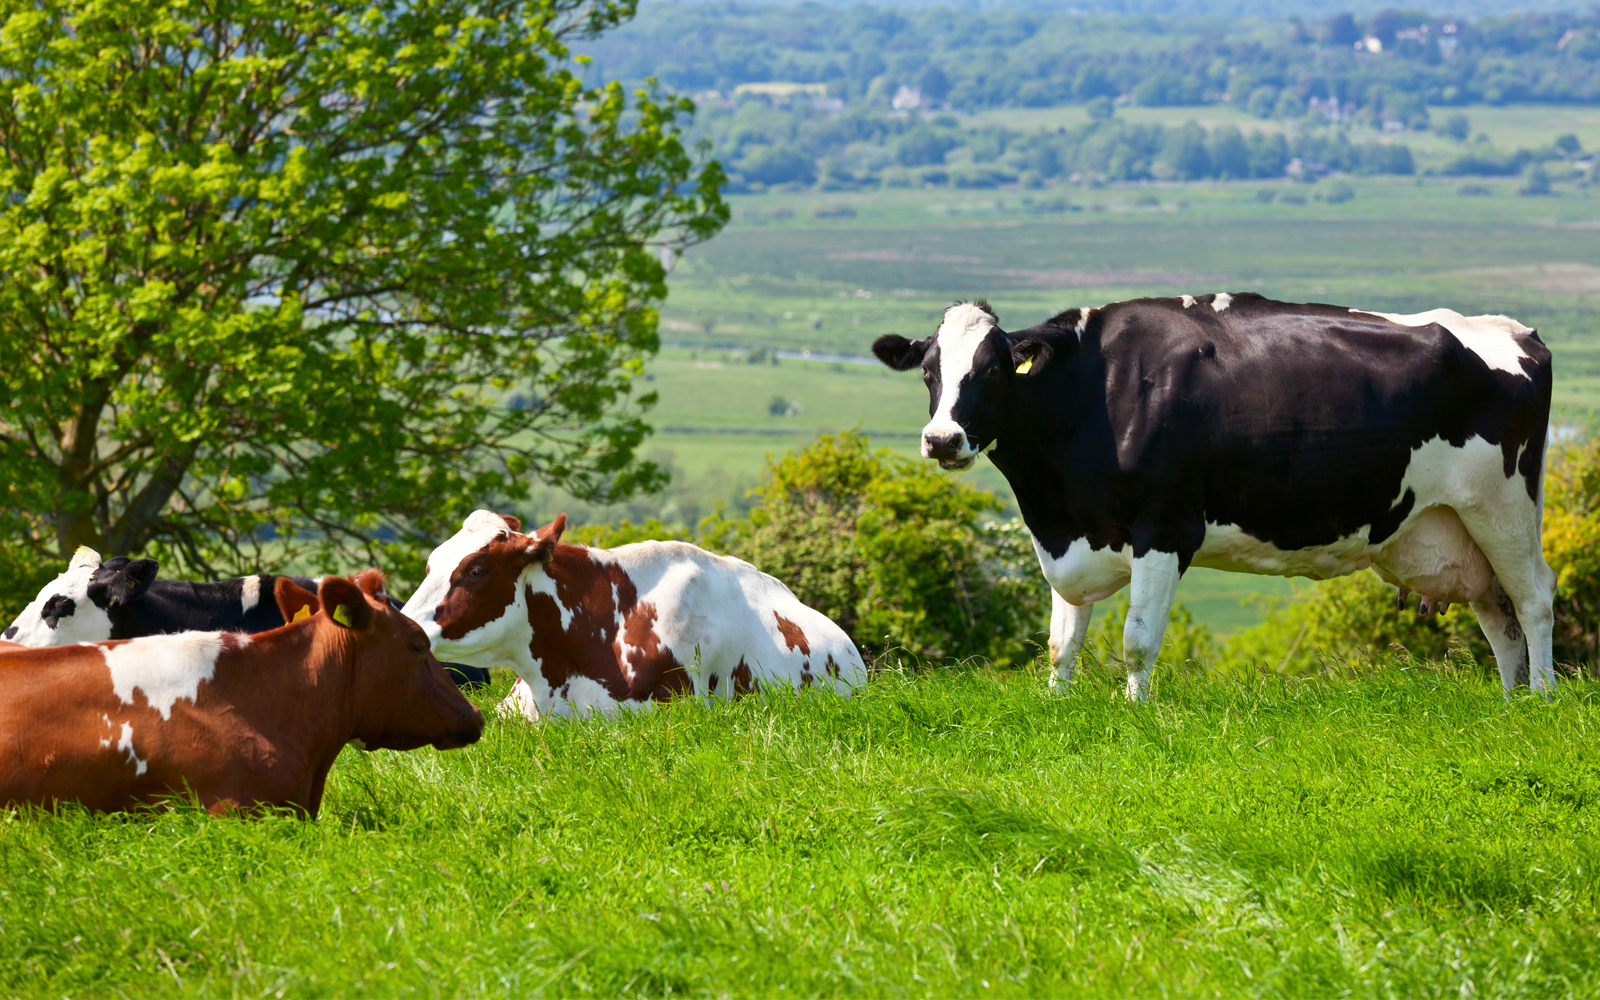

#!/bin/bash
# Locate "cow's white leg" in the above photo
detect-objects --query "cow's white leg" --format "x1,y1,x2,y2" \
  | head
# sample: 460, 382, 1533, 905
1470, 577, 1528, 691
1047, 591, 1093, 691
1459, 508, 1557, 692
1123, 551, 1181, 702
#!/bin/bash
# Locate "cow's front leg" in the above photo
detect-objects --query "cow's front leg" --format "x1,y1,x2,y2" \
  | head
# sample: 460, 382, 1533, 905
1123, 551, 1181, 702
1047, 591, 1093, 691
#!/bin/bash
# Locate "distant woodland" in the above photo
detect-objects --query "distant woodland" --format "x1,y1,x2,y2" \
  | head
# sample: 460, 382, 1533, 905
578, 5, 1600, 190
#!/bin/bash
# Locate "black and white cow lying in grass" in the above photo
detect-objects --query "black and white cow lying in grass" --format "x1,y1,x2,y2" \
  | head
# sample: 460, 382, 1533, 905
4, 548, 491, 688
874, 293, 1555, 699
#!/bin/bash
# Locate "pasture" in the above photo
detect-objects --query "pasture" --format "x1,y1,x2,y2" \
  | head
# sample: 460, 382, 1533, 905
6, 665, 1600, 997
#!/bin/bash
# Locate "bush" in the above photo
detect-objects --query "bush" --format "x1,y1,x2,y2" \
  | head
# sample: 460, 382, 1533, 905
1317, 180, 1355, 203
1218, 572, 1489, 674
727, 431, 1048, 665
1543, 435, 1600, 669
1520, 164, 1552, 196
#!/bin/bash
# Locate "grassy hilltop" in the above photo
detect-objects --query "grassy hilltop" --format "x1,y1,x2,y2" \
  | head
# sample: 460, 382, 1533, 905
7, 667, 1600, 996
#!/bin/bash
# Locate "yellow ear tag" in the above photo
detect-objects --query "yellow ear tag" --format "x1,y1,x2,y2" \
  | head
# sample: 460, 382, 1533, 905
292, 606, 311, 623
332, 604, 353, 627
1015, 357, 1033, 375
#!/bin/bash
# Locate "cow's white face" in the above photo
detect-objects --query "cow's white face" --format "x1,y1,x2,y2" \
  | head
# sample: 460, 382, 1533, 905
874, 302, 1025, 470
4, 547, 114, 646
402, 510, 561, 662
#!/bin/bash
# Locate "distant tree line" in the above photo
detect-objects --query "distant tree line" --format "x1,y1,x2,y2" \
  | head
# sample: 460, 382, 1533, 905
582, 5, 1600, 115
701, 103, 1428, 191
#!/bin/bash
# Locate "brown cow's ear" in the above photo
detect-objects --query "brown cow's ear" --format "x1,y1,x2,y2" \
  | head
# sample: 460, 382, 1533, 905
500, 514, 522, 532
529, 512, 567, 563
318, 577, 374, 631
351, 568, 388, 597
276, 578, 319, 624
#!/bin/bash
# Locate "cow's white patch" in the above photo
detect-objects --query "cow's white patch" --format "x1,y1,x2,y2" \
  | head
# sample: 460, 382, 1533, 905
1030, 534, 1133, 606
102, 631, 223, 721
1194, 522, 1374, 578
402, 510, 515, 630
549, 675, 623, 718
98, 713, 113, 749
1180, 295, 1196, 308
4, 548, 113, 647
924, 303, 997, 460
1211, 293, 1233, 313
115, 721, 148, 776
1352, 307, 1533, 379
497, 678, 543, 722
1074, 309, 1092, 339
240, 575, 261, 613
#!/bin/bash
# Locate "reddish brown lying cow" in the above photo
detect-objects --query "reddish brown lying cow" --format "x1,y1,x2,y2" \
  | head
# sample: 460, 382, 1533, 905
403, 511, 867, 719
0, 571, 482, 815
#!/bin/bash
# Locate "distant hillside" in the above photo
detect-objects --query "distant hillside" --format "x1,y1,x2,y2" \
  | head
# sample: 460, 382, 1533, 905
580, 4, 1600, 110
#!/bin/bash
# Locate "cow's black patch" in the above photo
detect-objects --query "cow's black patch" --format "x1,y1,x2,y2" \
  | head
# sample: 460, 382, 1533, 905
40, 595, 75, 630
886, 293, 1552, 572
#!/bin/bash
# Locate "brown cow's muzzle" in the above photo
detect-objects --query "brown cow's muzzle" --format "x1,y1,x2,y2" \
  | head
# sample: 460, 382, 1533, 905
433, 705, 485, 750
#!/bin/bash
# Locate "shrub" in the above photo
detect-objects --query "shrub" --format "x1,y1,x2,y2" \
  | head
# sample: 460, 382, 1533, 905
1218, 572, 1489, 674
1543, 435, 1600, 669
1317, 180, 1355, 203
727, 430, 1048, 665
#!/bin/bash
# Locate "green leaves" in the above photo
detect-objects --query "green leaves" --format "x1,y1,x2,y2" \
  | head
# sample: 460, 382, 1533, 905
0, 0, 727, 584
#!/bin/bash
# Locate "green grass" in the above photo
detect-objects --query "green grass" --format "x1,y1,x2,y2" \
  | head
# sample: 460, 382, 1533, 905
9, 664, 1600, 997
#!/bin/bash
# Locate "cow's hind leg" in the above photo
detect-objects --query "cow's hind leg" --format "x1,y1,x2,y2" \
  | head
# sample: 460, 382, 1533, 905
1047, 591, 1093, 692
1459, 507, 1556, 692
1123, 551, 1181, 702
1470, 577, 1529, 691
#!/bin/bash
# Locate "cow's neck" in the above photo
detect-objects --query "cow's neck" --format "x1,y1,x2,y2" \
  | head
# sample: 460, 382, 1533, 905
219, 625, 356, 781
989, 350, 1101, 558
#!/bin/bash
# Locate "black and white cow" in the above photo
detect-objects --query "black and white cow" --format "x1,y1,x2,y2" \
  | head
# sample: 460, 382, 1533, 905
4, 548, 492, 688
873, 294, 1555, 699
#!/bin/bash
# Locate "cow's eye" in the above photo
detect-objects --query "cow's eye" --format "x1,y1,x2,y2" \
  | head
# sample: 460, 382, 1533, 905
469, 565, 486, 579
987, 363, 1001, 376
412, 640, 428, 654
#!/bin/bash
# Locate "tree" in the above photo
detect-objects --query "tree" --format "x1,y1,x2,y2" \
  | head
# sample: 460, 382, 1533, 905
0, 0, 727, 589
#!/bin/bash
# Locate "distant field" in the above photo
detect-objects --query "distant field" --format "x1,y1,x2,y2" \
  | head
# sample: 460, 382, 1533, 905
973, 103, 1600, 168
11, 666, 1600, 997
548, 168, 1600, 634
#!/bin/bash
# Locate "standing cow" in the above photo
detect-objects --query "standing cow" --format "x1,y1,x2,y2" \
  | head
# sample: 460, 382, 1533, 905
0, 571, 482, 815
4, 548, 491, 688
873, 294, 1555, 699
402, 511, 866, 718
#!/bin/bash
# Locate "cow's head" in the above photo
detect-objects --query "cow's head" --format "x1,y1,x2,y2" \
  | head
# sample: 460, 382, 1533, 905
402, 510, 565, 662
4, 548, 158, 646
872, 301, 1051, 469
276, 571, 483, 751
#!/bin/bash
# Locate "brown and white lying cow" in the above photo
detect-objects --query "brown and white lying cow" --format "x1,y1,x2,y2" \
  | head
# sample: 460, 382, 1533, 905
402, 511, 867, 719
0, 571, 482, 815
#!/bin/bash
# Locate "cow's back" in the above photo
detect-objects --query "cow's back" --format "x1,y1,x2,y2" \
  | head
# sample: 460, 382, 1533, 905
601, 541, 867, 696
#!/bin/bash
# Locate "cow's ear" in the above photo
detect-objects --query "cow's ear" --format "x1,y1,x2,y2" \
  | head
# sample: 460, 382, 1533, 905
97, 558, 157, 606
529, 512, 567, 563
275, 577, 319, 624
351, 569, 388, 597
872, 334, 929, 371
1010, 338, 1053, 377
318, 577, 374, 631
500, 514, 522, 532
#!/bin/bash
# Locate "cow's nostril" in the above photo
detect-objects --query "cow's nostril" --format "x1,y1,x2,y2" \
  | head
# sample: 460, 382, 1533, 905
2, 626, 14, 640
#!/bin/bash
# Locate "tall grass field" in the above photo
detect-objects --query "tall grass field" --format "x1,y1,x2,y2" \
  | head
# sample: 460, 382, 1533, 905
6, 663, 1600, 997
